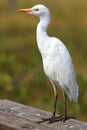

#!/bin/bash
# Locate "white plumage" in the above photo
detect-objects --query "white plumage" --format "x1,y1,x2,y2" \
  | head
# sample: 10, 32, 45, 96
17, 4, 79, 122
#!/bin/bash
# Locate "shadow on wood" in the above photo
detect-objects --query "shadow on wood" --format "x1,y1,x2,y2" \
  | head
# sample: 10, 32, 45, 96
0, 100, 87, 130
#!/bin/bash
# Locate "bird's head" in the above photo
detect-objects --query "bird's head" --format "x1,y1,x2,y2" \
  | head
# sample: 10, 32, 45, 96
16, 4, 50, 18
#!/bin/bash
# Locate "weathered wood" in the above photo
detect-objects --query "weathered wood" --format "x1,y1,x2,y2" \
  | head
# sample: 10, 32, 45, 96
0, 100, 87, 130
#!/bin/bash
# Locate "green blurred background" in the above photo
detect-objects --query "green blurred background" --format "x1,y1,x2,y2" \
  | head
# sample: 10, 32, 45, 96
0, 0, 87, 122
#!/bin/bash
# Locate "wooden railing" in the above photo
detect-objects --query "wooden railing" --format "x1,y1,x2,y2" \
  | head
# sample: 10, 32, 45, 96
0, 100, 87, 130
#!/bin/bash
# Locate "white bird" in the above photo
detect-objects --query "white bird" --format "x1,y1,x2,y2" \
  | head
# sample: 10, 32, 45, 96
17, 4, 79, 122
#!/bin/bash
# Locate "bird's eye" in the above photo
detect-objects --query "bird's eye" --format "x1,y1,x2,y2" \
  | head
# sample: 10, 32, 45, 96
35, 8, 39, 11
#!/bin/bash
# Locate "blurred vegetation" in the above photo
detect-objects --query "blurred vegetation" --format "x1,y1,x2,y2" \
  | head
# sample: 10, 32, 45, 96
0, 0, 87, 122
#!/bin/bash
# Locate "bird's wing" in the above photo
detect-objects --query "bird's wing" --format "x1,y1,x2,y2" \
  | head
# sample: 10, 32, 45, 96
49, 37, 79, 102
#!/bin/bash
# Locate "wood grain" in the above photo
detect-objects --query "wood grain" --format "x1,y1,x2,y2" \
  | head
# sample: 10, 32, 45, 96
0, 100, 87, 130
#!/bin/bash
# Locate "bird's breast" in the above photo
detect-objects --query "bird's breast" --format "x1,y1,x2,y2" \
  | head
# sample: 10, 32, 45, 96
42, 55, 57, 79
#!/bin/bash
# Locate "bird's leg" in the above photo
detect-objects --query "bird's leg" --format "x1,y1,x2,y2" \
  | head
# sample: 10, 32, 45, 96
39, 85, 63, 123
38, 84, 58, 123
38, 88, 75, 123
62, 89, 67, 122
50, 89, 68, 123
52, 94, 58, 118
48, 89, 68, 123
62, 89, 76, 122
37, 84, 59, 123
37, 85, 63, 123
52, 84, 58, 119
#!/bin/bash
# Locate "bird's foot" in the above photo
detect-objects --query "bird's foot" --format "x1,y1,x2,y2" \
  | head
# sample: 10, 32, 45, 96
37, 115, 75, 123
63, 116, 76, 122
37, 115, 64, 123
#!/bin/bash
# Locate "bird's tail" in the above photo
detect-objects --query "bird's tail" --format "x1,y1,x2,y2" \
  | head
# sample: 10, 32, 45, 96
65, 83, 79, 102
72, 83, 79, 102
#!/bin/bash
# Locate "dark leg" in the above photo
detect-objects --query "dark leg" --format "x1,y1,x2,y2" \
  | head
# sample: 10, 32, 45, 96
62, 89, 76, 122
49, 92, 64, 123
52, 93, 58, 119
63, 90, 67, 122
37, 87, 75, 124
37, 85, 58, 123
49, 89, 68, 123
51, 84, 58, 119
37, 85, 63, 123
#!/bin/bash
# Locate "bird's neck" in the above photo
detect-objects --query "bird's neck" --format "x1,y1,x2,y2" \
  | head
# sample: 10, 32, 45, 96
36, 15, 50, 55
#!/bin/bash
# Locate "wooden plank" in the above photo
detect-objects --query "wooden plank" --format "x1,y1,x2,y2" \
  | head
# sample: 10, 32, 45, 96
0, 100, 87, 130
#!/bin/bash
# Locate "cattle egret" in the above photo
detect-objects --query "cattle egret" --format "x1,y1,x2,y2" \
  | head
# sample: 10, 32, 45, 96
17, 4, 79, 122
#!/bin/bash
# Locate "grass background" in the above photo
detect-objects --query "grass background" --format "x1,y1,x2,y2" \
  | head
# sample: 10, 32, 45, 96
0, 0, 87, 122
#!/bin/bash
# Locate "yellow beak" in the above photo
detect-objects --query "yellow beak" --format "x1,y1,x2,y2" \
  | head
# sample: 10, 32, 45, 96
16, 8, 33, 12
